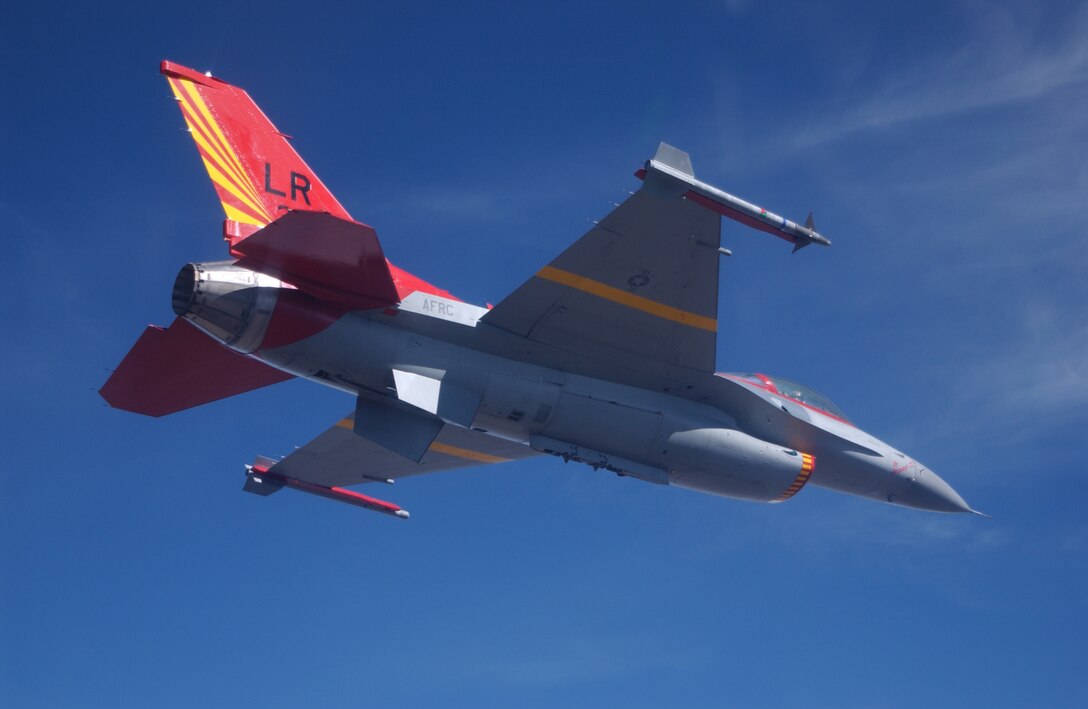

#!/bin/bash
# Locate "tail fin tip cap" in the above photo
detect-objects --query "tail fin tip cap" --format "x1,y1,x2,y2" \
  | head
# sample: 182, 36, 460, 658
160, 60, 226, 88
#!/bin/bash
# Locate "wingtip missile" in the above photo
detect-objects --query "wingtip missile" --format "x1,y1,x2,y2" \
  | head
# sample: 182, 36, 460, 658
243, 461, 410, 518
640, 143, 831, 252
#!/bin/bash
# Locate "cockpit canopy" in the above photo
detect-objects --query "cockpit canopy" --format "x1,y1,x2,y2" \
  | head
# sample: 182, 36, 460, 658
726, 373, 851, 422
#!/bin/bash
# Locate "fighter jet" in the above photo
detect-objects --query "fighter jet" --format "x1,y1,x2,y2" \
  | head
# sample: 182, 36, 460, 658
101, 61, 979, 519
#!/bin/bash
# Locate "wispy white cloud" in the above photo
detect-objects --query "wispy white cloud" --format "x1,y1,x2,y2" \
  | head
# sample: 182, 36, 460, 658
798, 501, 1011, 552
746, 6, 1088, 460
672, 489, 1008, 558
947, 298, 1088, 433
720, 0, 751, 16
796, 3, 1088, 147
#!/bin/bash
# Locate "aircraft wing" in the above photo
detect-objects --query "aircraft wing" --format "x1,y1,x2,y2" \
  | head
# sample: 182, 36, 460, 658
481, 144, 723, 372
253, 413, 539, 492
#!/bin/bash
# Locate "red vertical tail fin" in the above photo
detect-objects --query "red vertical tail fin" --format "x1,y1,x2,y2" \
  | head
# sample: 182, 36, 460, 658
161, 60, 351, 233
160, 60, 453, 302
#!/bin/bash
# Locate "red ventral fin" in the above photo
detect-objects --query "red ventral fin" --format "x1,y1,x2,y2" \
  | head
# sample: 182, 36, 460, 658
231, 210, 401, 310
100, 318, 293, 417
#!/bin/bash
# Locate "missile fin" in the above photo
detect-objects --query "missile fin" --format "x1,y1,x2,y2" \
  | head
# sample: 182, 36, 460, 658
652, 142, 694, 177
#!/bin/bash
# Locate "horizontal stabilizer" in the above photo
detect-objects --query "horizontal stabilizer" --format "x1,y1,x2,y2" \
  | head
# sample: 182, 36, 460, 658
100, 318, 293, 417
232, 210, 400, 310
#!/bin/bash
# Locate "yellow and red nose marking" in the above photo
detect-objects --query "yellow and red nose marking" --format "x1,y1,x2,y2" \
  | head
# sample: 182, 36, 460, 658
772, 453, 815, 503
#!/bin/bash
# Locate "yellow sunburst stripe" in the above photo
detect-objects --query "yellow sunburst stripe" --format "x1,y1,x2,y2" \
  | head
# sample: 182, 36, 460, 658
428, 441, 511, 464
223, 202, 265, 227
177, 105, 269, 220
173, 85, 270, 222
170, 80, 266, 215
771, 453, 815, 503
536, 266, 717, 333
199, 156, 269, 225
176, 78, 266, 210
176, 79, 269, 217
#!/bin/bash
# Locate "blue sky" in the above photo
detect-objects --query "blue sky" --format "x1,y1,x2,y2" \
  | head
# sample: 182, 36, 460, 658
2, 1, 1086, 706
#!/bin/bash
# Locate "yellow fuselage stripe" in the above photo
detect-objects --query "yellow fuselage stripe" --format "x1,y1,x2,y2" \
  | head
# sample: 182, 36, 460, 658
536, 266, 717, 333
429, 442, 510, 464
335, 419, 511, 464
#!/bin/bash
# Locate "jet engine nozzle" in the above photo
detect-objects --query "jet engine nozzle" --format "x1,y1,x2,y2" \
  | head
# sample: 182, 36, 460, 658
171, 261, 282, 353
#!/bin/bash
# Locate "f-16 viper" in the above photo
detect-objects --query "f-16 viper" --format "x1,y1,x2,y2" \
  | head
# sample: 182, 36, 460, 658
101, 61, 979, 519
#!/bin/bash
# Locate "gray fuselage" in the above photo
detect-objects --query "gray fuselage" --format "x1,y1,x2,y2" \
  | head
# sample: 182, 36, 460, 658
207, 285, 970, 513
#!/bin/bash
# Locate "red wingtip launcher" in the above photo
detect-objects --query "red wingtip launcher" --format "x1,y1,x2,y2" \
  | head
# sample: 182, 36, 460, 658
635, 142, 831, 253
245, 460, 409, 519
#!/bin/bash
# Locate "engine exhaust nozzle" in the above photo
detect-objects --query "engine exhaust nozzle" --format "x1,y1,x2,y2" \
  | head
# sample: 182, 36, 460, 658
171, 261, 282, 353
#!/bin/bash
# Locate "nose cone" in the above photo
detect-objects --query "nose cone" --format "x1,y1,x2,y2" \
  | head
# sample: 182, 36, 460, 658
898, 467, 973, 513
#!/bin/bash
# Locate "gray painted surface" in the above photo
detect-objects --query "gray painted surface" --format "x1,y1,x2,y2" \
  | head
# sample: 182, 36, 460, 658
168, 145, 972, 516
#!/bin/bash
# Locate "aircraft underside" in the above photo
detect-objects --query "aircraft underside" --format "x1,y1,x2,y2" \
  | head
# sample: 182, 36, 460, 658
100, 60, 977, 519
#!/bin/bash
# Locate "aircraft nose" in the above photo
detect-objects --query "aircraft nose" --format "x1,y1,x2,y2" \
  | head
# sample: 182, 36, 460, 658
899, 467, 973, 513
